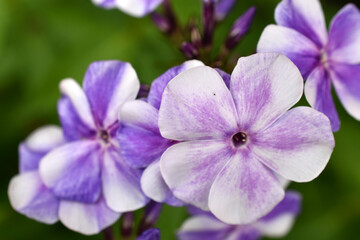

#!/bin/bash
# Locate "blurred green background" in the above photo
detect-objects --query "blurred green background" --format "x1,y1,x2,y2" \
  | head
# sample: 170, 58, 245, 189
0, 0, 359, 239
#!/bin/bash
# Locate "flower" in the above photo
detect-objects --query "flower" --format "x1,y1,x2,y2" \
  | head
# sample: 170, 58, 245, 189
257, 0, 360, 131
177, 191, 301, 240
8, 126, 121, 235
118, 60, 204, 206
137, 228, 161, 240
92, 0, 163, 17
158, 53, 334, 224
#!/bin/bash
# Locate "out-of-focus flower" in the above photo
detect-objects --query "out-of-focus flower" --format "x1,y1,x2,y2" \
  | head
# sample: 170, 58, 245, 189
118, 60, 204, 206
257, 0, 360, 131
92, 0, 163, 17
159, 53, 334, 224
215, 0, 237, 21
137, 228, 161, 240
8, 126, 121, 235
178, 191, 301, 240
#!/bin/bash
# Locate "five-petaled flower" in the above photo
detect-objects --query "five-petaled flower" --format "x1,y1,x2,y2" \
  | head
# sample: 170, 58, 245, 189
159, 53, 334, 224
258, 0, 360, 131
178, 191, 301, 240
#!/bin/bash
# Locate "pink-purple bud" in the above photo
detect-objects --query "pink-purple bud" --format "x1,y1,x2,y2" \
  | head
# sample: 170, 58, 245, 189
181, 42, 200, 59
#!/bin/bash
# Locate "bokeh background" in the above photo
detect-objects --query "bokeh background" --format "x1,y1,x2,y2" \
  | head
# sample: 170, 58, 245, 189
0, 0, 359, 239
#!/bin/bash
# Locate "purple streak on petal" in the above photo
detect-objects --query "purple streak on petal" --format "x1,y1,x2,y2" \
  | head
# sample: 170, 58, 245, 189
8, 172, 59, 224
160, 140, 233, 210
147, 60, 204, 110
330, 63, 360, 121
253, 107, 334, 183
215, 0, 236, 21
215, 69, 230, 89
260, 191, 301, 222
328, 4, 360, 64
304, 67, 340, 131
257, 25, 320, 78
225, 7, 256, 50
19, 144, 45, 173
118, 100, 173, 168
230, 53, 303, 133
102, 148, 149, 212
39, 141, 102, 203
137, 228, 160, 240
59, 197, 120, 235
228, 227, 261, 240
274, 0, 328, 48
188, 205, 213, 217
92, 0, 116, 9
208, 149, 285, 224
58, 96, 96, 141
83, 61, 139, 128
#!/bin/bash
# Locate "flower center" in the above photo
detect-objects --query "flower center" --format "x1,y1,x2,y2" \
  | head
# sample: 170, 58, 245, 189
98, 129, 110, 144
232, 132, 247, 147
320, 49, 329, 68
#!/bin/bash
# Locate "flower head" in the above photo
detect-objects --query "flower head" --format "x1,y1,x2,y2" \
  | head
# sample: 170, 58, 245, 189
257, 0, 360, 131
158, 53, 334, 224
178, 191, 302, 240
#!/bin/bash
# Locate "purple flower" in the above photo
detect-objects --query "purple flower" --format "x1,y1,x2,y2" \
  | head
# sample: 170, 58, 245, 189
118, 60, 204, 206
158, 53, 334, 224
92, 0, 163, 17
137, 228, 161, 240
215, 0, 237, 21
8, 126, 121, 235
178, 191, 301, 240
257, 0, 360, 131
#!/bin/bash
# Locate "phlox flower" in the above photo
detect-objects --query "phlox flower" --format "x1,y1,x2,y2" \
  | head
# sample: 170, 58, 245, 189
258, 0, 360, 131
158, 53, 334, 224
178, 191, 301, 240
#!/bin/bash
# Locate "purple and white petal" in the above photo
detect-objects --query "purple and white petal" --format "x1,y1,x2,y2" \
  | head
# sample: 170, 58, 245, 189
147, 60, 204, 110
257, 25, 320, 78
39, 141, 102, 203
102, 148, 148, 212
275, 0, 327, 47
92, 0, 117, 9
330, 63, 360, 120
19, 125, 64, 173
141, 159, 184, 206
208, 150, 284, 225
118, 100, 172, 168
253, 107, 334, 182
160, 140, 233, 210
59, 78, 96, 131
255, 191, 301, 237
230, 53, 303, 133
177, 215, 232, 240
114, 0, 163, 17
8, 172, 59, 224
215, 68, 231, 89
83, 61, 140, 128
328, 4, 360, 64
59, 197, 120, 235
137, 228, 161, 240
305, 67, 340, 131
159, 66, 238, 141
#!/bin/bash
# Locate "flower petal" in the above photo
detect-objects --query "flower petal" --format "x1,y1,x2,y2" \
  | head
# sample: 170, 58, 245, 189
8, 172, 59, 224
253, 107, 334, 182
102, 148, 148, 212
257, 25, 320, 78
274, 0, 327, 47
83, 61, 140, 128
19, 125, 64, 173
255, 191, 301, 237
137, 228, 161, 240
328, 4, 360, 64
330, 63, 360, 120
59, 197, 120, 235
118, 100, 172, 168
305, 67, 340, 131
141, 159, 184, 206
114, 0, 163, 17
208, 150, 284, 225
230, 53, 303, 133
160, 140, 233, 210
159, 66, 238, 141
92, 0, 116, 9
147, 60, 204, 109
39, 141, 102, 203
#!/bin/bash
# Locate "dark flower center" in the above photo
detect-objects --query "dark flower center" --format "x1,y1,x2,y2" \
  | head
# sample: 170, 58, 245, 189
99, 129, 110, 143
232, 132, 247, 147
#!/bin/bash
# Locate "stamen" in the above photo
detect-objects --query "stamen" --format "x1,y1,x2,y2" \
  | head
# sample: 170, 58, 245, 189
232, 132, 247, 147
99, 129, 110, 143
